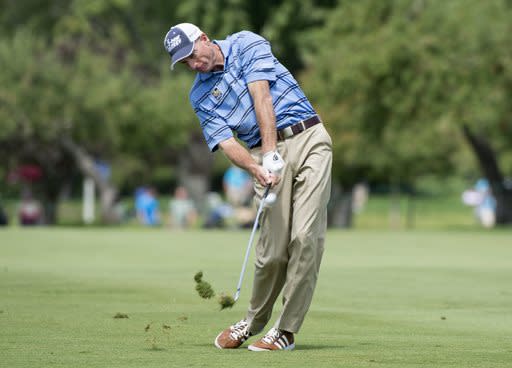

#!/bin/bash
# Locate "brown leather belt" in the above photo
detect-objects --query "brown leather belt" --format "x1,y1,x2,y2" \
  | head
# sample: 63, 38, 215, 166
277, 115, 322, 141
251, 115, 322, 148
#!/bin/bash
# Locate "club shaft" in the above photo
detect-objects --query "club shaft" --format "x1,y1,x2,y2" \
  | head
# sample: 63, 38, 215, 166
234, 185, 271, 301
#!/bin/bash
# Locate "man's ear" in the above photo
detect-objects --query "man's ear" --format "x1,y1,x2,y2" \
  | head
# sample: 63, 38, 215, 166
199, 33, 210, 42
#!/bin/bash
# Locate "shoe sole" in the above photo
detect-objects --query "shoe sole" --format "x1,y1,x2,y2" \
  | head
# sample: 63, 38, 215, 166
248, 343, 295, 351
214, 332, 224, 349
215, 331, 247, 349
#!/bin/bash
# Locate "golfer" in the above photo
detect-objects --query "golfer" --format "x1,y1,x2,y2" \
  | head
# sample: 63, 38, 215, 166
163, 23, 332, 351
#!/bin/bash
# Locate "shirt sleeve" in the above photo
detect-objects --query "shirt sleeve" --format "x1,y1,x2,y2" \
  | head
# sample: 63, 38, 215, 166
239, 32, 276, 84
194, 107, 233, 152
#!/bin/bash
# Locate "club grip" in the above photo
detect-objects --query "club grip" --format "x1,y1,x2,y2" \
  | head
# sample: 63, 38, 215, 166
263, 184, 271, 199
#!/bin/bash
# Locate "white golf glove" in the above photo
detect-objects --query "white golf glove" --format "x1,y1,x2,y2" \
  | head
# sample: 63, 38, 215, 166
262, 150, 285, 175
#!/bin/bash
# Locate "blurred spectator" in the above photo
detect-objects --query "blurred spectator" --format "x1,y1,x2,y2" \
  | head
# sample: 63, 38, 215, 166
223, 166, 255, 228
223, 165, 253, 207
112, 195, 128, 224
169, 186, 197, 229
203, 192, 233, 228
18, 190, 43, 226
352, 182, 369, 213
462, 178, 496, 228
135, 187, 161, 226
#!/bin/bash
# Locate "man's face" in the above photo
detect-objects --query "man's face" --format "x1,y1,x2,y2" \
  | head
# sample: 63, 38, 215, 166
180, 35, 216, 73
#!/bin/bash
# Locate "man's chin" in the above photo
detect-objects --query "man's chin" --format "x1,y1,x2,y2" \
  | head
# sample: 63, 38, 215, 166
196, 65, 211, 73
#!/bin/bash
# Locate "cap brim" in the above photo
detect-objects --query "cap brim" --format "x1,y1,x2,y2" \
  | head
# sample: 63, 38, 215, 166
170, 43, 194, 70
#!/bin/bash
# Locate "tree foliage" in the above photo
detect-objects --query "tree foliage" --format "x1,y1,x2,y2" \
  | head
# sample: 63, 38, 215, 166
303, 0, 512, 185
1, 0, 512, 224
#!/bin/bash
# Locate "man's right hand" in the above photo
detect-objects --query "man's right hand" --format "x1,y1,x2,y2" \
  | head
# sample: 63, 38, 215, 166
251, 164, 281, 188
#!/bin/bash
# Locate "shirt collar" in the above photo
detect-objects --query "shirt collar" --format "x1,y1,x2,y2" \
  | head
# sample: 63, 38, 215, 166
198, 39, 231, 81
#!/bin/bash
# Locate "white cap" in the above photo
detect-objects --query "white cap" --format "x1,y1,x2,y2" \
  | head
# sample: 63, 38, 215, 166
163, 23, 202, 70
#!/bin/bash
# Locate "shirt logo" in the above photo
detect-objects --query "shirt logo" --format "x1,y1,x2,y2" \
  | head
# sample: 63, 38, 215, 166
211, 88, 223, 99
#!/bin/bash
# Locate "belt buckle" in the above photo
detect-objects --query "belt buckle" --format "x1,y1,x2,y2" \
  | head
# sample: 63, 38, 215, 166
278, 118, 311, 141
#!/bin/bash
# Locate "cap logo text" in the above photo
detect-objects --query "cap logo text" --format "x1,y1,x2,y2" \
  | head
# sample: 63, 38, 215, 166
170, 35, 182, 49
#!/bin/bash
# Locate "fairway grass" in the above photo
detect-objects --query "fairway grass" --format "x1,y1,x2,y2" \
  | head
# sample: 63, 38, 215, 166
1, 228, 511, 367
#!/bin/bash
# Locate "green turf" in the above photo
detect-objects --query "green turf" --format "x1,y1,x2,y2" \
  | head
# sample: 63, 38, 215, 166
1, 228, 511, 367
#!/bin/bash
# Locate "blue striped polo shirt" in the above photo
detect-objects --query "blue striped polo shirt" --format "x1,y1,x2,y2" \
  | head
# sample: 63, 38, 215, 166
189, 31, 317, 152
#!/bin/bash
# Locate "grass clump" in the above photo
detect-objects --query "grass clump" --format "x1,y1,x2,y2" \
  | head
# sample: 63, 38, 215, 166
218, 294, 235, 310
193, 271, 215, 299
113, 312, 129, 319
194, 271, 237, 309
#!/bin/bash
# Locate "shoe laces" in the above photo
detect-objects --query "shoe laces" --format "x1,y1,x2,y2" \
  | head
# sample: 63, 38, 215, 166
229, 319, 249, 340
262, 327, 281, 344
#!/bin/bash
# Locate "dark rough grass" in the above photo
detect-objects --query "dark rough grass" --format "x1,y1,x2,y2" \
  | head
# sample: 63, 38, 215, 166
1, 228, 512, 367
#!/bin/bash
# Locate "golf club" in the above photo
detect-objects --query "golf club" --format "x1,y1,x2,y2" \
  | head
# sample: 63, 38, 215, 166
233, 184, 272, 302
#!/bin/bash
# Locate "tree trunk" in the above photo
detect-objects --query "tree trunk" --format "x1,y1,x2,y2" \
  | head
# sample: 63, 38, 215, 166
389, 181, 402, 229
328, 182, 354, 228
177, 133, 214, 217
406, 193, 416, 229
462, 125, 512, 224
40, 197, 58, 224
61, 137, 119, 224
35, 162, 66, 225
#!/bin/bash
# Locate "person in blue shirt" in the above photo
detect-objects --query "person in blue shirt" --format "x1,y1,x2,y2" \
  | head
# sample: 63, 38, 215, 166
164, 23, 332, 351
135, 187, 160, 226
474, 178, 497, 228
223, 165, 253, 207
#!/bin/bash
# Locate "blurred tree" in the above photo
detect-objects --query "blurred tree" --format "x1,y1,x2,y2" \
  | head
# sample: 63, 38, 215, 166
302, 0, 512, 225
0, 26, 199, 223
0, 0, 337, 222
0, 0, 335, 72
174, 0, 335, 73
0, 31, 78, 223
3, 0, 511, 226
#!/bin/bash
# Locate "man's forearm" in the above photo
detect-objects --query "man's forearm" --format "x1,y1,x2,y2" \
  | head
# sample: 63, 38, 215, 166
219, 138, 259, 174
219, 138, 274, 187
255, 95, 277, 154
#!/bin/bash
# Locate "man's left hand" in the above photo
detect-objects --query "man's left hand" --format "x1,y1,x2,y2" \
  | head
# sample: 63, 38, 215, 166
262, 150, 285, 175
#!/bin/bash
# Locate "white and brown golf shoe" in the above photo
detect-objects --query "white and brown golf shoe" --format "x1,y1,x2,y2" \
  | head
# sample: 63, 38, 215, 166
248, 327, 295, 351
214, 319, 252, 349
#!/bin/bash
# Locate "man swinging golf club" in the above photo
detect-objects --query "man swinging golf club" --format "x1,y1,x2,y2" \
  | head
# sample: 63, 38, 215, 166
163, 23, 332, 351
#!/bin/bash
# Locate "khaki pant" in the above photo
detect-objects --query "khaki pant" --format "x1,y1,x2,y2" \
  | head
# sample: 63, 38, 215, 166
247, 123, 332, 334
